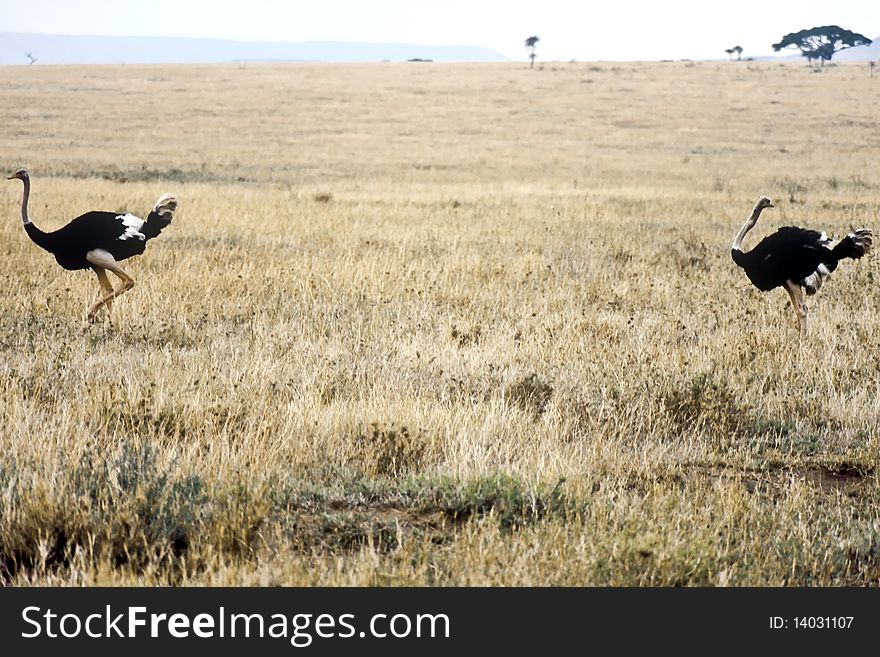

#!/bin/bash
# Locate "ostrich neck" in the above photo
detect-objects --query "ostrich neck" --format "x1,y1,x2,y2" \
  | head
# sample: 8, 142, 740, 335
19, 175, 31, 225
18, 177, 53, 252
731, 206, 764, 252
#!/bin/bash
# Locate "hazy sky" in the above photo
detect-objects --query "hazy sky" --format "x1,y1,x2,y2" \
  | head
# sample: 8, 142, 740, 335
2, 0, 878, 61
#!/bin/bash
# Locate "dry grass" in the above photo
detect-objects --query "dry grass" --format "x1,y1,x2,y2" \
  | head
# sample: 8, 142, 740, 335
0, 60, 879, 585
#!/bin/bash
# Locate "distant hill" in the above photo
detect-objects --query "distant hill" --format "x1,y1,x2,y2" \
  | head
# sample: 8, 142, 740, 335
832, 36, 880, 61
758, 35, 879, 62
0, 32, 509, 65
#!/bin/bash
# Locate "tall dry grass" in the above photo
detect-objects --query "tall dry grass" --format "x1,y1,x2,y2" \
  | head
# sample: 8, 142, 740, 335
0, 61, 878, 585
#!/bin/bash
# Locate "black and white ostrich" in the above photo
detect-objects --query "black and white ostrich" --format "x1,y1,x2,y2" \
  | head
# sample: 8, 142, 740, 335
8, 168, 178, 320
731, 195, 872, 333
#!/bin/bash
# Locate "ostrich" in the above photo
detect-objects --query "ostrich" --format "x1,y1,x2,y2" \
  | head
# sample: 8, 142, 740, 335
8, 168, 177, 320
731, 195, 872, 333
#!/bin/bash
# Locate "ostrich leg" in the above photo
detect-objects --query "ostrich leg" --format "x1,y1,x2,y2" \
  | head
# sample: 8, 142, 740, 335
90, 266, 114, 319
783, 281, 807, 335
86, 249, 136, 319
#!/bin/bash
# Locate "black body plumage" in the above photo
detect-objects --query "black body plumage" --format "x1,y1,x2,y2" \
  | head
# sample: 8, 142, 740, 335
731, 226, 839, 292
24, 209, 172, 271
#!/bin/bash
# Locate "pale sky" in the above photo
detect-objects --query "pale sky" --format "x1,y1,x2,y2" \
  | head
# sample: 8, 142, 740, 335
1, 0, 878, 61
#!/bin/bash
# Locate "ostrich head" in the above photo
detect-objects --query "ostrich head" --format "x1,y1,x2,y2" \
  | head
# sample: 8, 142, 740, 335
754, 196, 774, 212
6, 168, 29, 181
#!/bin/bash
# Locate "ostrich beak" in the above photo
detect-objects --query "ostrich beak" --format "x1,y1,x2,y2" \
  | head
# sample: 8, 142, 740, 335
6, 174, 14, 180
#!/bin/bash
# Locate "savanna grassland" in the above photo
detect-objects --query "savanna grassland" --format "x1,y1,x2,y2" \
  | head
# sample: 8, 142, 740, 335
1, 60, 879, 586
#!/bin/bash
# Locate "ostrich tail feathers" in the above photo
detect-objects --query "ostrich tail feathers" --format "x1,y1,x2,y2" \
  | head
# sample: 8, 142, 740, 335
142, 193, 177, 239
153, 193, 178, 218
850, 229, 873, 257
832, 229, 873, 260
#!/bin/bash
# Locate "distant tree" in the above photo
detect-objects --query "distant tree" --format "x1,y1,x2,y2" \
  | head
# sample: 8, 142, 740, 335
725, 48, 735, 60
772, 25, 872, 68
524, 35, 539, 69
733, 45, 743, 60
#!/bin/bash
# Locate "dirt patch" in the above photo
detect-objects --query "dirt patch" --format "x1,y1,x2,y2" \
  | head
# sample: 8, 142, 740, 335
277, 504, 462, 556
273, 476, 570, 556
792, 462, 874, 495
684, 460, 874, 496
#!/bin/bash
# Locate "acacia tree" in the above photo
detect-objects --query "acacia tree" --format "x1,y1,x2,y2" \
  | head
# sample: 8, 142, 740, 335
733, 45, 743, 60
525, 35, 539, 69
772, 25, 872, 67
